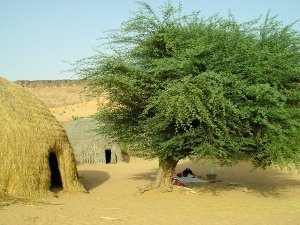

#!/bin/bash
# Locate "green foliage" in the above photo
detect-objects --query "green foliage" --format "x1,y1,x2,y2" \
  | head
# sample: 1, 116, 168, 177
76, 1, 300, 169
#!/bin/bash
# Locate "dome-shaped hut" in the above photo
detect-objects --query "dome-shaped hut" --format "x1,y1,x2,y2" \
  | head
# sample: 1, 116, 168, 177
0, 78, 85, 197
65, 118, 123, 164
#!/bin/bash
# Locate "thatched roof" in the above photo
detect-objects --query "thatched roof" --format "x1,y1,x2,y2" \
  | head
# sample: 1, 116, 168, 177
0, 77, 85, 197
65, 118, 123, 164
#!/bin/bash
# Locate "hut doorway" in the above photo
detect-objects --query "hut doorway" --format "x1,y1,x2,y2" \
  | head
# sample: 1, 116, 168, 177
105, 149, 111, 164
49, 152, 62, 189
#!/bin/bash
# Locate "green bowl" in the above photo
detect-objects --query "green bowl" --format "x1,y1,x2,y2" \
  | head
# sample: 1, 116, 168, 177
206, 173, 217, 180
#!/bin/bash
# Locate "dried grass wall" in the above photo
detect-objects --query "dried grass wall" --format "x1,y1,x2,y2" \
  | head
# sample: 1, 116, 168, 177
0, 77, 85, 197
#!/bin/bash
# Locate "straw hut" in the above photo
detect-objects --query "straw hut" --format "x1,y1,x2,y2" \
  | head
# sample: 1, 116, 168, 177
0, 77, 85, 197
65, 118, 123, 164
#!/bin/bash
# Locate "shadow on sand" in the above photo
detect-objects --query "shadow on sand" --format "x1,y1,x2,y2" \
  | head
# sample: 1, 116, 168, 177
130, 161, 300, 198
78, 170, 110, 191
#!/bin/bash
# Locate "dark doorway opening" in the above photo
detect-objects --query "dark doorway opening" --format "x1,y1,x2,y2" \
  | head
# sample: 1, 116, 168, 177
49, 152, 62, 189
105, 149, 111, 164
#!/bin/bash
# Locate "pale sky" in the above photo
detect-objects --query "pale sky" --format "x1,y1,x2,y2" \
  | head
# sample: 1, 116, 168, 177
1, 0, 299, 81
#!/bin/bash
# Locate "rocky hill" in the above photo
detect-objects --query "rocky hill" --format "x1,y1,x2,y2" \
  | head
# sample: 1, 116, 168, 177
15, 80, 86, 107
15, 80, 106, 125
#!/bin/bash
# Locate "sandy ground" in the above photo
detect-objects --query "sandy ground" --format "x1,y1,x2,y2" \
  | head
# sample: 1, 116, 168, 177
1, 158, 300, 225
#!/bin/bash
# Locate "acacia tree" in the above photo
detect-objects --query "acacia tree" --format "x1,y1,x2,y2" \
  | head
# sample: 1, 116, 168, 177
77, 1, 300, 192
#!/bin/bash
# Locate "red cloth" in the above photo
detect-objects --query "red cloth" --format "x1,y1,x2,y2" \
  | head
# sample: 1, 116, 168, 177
172, 179, 185, 187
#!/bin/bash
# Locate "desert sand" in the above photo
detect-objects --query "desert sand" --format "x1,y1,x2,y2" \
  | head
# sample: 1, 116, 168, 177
1, 81, 299, 225
1, 159, 300, 225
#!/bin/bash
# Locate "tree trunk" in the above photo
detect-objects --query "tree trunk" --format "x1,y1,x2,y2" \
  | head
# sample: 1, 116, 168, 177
139, 157, 178, 193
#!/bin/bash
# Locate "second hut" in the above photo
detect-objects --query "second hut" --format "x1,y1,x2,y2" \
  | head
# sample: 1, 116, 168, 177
65, 118, 123, 164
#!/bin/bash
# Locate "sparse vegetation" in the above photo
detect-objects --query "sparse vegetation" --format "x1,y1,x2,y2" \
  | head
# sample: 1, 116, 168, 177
72, 115, 82, 121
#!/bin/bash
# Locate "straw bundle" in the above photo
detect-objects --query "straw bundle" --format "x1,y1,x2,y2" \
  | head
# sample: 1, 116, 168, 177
0, 77, 85, 197
65, 118, 123, 164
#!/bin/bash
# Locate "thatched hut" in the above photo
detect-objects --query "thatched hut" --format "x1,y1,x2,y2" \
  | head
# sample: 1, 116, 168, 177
0, 77, 84, 197
65, 118, 123, 164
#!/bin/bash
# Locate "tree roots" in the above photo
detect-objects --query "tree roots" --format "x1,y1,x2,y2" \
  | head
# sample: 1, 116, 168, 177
138, 182, 174, 194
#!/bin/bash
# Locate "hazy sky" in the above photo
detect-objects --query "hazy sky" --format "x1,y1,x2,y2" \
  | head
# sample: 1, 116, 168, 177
1, 0, 299, 81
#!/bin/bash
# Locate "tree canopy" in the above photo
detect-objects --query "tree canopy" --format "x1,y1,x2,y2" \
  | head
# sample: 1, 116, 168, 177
76, 1, 300, 190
